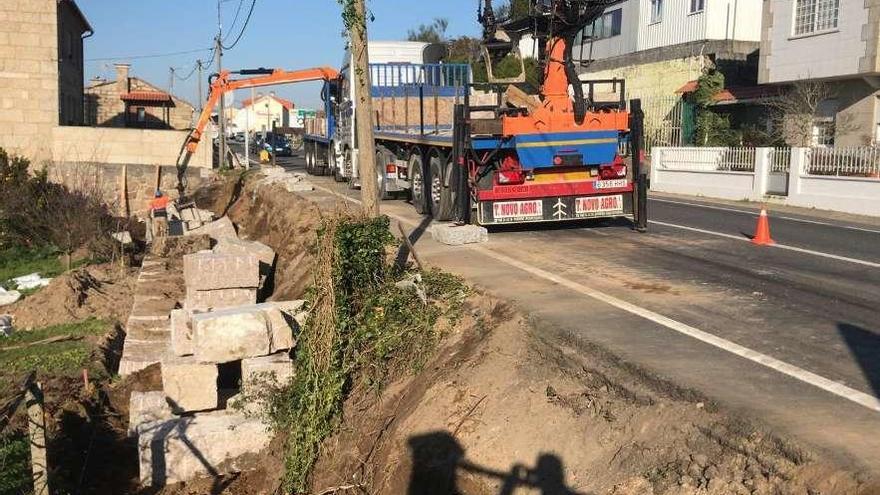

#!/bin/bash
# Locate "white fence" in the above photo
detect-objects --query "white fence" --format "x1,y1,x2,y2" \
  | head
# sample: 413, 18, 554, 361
651, 146, 880, 217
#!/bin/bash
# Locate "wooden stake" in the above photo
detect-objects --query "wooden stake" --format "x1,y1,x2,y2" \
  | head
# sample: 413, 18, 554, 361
397, 223, 424, 271
26, 382, 50, 495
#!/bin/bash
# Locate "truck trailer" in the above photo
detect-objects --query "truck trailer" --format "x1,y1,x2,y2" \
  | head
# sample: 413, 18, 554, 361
304, 0, 647, 228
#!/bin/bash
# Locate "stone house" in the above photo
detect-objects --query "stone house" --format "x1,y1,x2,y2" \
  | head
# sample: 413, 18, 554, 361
759, 0, 880, 146
85, 63, 196, 130
0, 0, 93, 161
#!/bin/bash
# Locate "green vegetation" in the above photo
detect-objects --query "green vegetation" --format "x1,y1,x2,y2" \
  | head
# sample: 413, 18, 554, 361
0, 246, 63, 286
0, 148, 115, 271
0, 319, 109, 377
691, 70, 741, 147
0, 433, 29, 495
239, 216, 468, 493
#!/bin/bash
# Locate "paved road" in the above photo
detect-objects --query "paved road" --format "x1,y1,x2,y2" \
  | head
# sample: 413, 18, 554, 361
274, 155, 880, 472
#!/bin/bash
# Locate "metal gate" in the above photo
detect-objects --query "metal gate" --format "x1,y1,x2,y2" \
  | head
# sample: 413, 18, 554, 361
767, 147, 791, 196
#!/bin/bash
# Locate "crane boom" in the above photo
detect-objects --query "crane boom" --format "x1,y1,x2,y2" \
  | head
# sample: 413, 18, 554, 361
176, 66, 339, 193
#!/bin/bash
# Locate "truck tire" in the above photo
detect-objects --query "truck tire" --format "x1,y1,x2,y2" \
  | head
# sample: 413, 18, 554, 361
333, 148, 345, 182
409, 152, 428, 215
377, 150, 393, 200
430, 153, 453, 221
305, 142, 314, 174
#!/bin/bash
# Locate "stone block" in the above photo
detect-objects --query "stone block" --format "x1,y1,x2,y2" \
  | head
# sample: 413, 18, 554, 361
179, 207, 214, 223
184, 287, 258, 312
161, 356, 218, 413
170, 309, 193, 356
213, 238, 276, 269
191, 308, 271, 364
182, 252, 259, 291
137, 411, 271, 487
128, 391, 174, 438
185, 216, 237, 242
431, 223, 489, 246
242, 353, 294, 391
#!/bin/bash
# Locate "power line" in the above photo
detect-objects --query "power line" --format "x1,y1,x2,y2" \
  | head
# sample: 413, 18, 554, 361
173, 60, 200, 81
86, 47, 212, 62
221, 0, 257, 50
223, 0, 246, 43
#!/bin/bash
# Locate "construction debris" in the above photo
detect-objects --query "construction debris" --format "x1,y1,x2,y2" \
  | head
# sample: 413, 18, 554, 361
0, 287, 22, 306
431, 223, 489, 246
255, 167, 315, 193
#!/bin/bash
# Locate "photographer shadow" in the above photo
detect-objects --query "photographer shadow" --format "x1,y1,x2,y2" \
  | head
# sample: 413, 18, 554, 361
407, 431, 588, 495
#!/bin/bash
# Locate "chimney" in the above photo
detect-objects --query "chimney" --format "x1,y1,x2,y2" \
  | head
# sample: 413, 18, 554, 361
114, 63, 130, 94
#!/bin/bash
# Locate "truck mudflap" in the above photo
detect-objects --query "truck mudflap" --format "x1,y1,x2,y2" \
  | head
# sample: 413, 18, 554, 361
477, 193, 634, 225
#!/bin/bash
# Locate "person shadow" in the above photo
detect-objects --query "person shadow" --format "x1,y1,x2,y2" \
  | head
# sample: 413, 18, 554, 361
407, 431, 587, 495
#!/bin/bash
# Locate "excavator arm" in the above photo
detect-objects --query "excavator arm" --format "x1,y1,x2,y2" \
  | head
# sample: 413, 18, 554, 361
176, 66, 339, 193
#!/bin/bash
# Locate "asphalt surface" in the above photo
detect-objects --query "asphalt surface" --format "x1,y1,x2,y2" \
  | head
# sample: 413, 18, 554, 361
269, 152, 880, 472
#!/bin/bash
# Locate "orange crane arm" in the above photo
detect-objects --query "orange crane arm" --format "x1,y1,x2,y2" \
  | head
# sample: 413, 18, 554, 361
185, 66, 339, 154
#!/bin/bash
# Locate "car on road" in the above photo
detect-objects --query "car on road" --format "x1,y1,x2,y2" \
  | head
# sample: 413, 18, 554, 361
262, 132, 293, 157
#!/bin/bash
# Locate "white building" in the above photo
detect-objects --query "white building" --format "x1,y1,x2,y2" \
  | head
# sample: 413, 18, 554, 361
231, 92, 294, 135
759, 0, 880, 146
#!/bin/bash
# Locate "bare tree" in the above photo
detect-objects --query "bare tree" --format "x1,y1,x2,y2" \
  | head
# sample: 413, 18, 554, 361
765, 80, 837, 147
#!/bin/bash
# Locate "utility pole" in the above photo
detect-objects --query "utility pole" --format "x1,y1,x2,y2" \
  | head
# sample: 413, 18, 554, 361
350, 0, 379, 216
216, 35, 227, 170
197, 60, 204, 113
169, 67, 175, 94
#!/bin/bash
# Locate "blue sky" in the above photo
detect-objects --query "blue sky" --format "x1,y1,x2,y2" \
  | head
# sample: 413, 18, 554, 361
77, 0, 483, 110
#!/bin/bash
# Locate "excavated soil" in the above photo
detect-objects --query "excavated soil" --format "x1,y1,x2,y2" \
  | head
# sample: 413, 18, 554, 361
7, 262, 137, 329
310, 294, 877, 495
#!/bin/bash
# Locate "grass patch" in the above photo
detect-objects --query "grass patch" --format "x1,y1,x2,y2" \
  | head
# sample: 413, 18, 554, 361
0, 319, 109, 377
0, 433, 29, 495
238, 215, 468, 492
0, 246, 63, 284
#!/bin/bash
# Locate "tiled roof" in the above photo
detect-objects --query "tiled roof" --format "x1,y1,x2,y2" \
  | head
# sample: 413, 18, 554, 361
121, 91, 172, 103
676, 80, 784, 104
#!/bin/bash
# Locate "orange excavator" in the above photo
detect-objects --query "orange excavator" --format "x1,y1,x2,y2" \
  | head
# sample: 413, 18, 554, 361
176, 66, 339, 193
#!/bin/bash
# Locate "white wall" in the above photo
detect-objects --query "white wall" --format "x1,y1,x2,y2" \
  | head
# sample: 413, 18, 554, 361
637, 0, 709, 51
761, 0, 869, 83
51, 126, 211, 168
705, 0, 762, 42
232, 95, 288, 134
651, 147, 880, 217
580, 0, 640, 60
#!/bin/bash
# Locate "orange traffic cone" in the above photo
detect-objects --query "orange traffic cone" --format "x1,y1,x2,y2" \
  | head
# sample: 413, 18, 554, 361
751, 207, 775, 246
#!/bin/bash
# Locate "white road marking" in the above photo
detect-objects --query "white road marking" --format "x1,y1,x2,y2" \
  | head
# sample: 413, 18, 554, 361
309, 180, 880, 413
651, 198, 880, 234
650, 220, 880, 269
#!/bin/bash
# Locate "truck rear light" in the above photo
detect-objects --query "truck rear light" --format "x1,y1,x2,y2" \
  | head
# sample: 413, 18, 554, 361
599, 164, 626, 179
496, 155, 525, 185
386, 164, 397, 174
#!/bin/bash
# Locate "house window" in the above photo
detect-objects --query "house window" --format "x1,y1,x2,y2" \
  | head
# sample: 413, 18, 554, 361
650, 0, 663, 23
689, 0, 705, 13
137, 107, 146, 123
587, 9, 622, 40
812, 99, 838, 146
793, 0, 839, 36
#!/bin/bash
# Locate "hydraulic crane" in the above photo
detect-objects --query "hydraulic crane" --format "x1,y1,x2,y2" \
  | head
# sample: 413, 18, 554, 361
176, 66, 339, 193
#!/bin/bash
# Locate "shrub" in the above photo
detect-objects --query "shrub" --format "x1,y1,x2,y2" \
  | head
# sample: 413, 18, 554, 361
0, 149, 116, 269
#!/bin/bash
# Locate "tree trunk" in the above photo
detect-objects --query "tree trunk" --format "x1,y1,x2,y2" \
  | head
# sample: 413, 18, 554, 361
350, 0, 380, 217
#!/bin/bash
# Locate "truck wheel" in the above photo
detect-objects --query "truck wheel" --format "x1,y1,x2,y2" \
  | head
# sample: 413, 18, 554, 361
409, 153, 428, 215
305, 142, 314, 174
332, 149, 345, 182
430, 153, 452, 221
377, 151, 393, 200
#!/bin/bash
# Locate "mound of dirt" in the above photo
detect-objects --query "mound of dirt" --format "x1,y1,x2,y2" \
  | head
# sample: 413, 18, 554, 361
309, 293, 878, 495
7, 263, 137, 330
